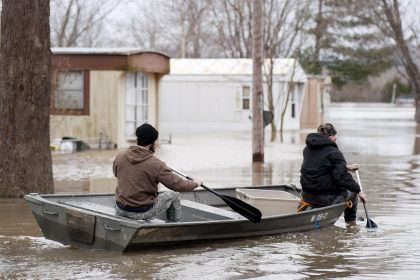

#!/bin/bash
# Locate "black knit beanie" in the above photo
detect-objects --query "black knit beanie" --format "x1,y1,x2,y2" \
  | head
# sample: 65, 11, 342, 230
136, 123, 159, 146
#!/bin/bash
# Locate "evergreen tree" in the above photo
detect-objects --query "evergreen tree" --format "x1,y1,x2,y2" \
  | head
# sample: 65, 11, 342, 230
300, 0, 395, 87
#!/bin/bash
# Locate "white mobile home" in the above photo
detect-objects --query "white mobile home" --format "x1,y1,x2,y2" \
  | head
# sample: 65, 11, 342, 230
160, 58, 307, 135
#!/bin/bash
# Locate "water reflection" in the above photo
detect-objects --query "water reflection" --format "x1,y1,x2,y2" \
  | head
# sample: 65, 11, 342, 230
328, 104, 416, 157
414, 124, 420, 155
55, 178, 117, 194
299, 226, 361, 279
252, 162, 264, 185
251, 162, 274, 185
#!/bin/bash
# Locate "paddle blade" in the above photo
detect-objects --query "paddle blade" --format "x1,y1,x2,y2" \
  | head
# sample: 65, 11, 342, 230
220, 195, 262, 223
366, 218, 378, 228
362, 203, 378, 228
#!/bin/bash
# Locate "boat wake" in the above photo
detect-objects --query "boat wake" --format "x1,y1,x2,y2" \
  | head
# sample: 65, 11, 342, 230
0, 235, 65, 250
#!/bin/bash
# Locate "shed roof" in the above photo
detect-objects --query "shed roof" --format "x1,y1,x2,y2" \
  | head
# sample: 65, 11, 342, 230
170, 58, 305, 79
51, 47, 170, 74
51, 47, 170, 57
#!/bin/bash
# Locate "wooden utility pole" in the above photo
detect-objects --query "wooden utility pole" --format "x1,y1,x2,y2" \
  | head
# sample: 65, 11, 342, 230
252, 0, 264, 162
0, 0, 54, 197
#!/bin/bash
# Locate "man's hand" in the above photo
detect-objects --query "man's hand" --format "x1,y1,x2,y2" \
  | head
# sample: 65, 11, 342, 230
193, 178, 203, 187
358, 191, 367, 204
347, 163, 360, 172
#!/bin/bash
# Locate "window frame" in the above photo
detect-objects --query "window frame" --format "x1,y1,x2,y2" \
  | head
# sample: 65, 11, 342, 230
242, 85, 251, 110
51, 69, 90, 115
125, 72, 149, 139
290, 83, 297, 119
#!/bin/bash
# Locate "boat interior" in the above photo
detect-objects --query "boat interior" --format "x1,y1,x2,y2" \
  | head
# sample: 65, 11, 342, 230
38, 185, 300, 224
50, 194, 243, 224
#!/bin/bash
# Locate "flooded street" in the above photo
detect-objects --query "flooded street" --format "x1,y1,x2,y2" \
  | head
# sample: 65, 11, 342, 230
2, 103, 420, 279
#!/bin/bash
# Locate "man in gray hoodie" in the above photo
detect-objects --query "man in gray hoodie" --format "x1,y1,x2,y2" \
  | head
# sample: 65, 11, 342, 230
114, 123, 202, 222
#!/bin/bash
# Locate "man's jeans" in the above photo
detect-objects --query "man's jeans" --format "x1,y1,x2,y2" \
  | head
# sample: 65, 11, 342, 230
343, 191, 358, 222
115, 190, 182, 222
298, 190, 359, 222
329, 190, 359, 222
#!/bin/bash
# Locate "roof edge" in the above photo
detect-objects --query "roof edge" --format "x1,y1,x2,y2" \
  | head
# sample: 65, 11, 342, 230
51, 47, 170, 58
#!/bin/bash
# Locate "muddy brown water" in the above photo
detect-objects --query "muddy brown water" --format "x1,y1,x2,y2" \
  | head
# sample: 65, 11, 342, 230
1, 104, 420, 279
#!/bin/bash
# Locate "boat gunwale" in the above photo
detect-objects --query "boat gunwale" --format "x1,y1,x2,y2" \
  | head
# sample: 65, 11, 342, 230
24, 184, 346, 229
24, 183, 301, 199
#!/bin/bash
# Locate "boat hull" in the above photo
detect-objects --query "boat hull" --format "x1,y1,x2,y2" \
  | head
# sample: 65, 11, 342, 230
24, 185, 347, 251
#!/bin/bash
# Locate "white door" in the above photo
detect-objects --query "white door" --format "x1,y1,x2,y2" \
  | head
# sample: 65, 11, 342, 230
125, 72, 149, 138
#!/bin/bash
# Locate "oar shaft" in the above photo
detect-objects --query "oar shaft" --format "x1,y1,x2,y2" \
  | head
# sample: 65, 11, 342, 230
172, 168, 189, 180
171, 168, 232, 197
171, 168, 262, 223
198, 183, 218, 196
171, 168, 213, 192
355, 170, 377, 228
356, 170, 364, 192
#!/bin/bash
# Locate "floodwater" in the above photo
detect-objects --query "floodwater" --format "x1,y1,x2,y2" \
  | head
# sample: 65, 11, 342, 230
1, 103, 420, 279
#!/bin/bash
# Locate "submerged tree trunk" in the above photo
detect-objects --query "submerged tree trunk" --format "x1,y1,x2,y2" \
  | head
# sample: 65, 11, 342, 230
0, 0, 54, 197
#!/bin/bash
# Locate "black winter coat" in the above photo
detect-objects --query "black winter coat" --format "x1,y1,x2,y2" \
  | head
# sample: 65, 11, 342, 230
300, 133, 361, 206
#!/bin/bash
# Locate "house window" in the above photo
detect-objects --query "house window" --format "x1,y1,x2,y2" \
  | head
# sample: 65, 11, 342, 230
125, 72, 149, 138
51, 70, 89, 115
242, 86, 250, 110
291, 84, 296, 118
291, 103, 296, 118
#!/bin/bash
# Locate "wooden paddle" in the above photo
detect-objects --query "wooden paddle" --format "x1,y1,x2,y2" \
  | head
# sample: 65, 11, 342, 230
171, 168, 262, 223
355, 170, 378, 228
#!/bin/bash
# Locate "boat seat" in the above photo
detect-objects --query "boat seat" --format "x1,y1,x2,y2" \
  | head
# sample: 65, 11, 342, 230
180, 199, 243, 220
58, 200, 166, 224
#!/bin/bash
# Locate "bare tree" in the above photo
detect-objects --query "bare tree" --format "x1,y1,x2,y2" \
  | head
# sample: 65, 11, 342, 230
178, 0, 209, 58
210, 0, 253, 58
50, 0, 121, 47
0, 0, 53, 197
278, 60, 300, 143
252, 0, 264, 162
114, 1, 169, 50
351, 0, 420, 119
119, 0, 210, 58
310, 0, 328, 75
263, 0, 310, 141
377, 0, 420, 121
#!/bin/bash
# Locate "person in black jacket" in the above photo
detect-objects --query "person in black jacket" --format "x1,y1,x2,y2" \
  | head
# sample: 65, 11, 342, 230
299, 123, 367, 222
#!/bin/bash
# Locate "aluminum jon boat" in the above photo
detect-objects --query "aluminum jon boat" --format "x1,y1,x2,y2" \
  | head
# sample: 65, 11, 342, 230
24, 184, 347, 252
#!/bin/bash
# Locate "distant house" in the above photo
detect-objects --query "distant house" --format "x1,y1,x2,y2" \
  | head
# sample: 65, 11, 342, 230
50, 48, 169, 148
300, 75, 331, 130
159, 58, 310, 135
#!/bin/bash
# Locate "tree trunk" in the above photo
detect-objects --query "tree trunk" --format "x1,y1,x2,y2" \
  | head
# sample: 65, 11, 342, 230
267, 57, 277, 142
279, 61, 298, 143
313, 0, 324, 74
252, 0, 264, 162
279, 84, 292, 143
0, 0, 54, 197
